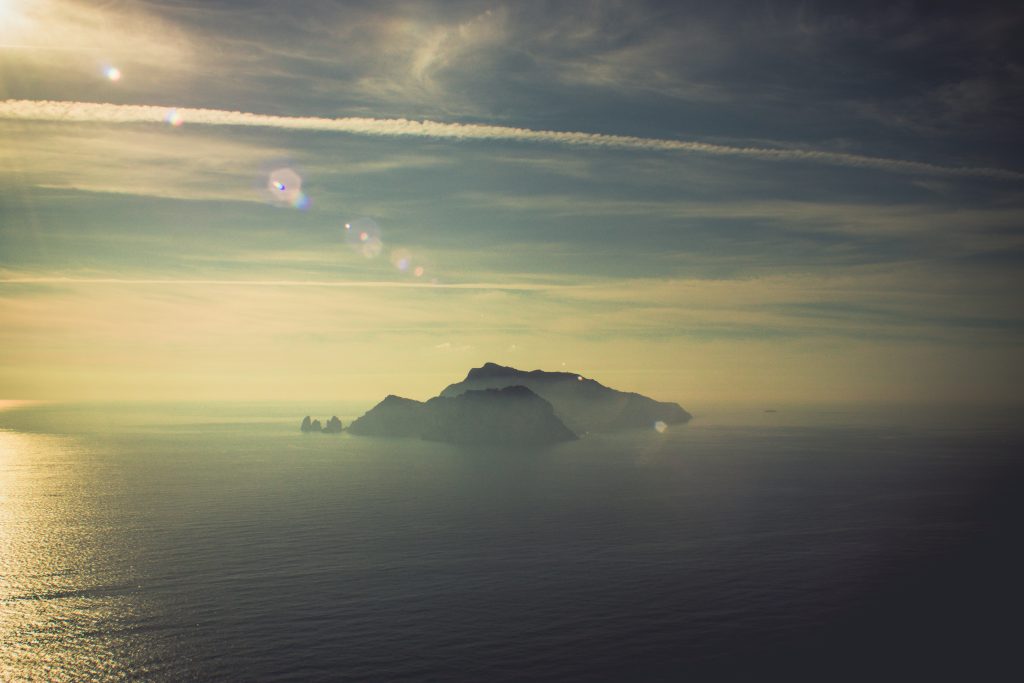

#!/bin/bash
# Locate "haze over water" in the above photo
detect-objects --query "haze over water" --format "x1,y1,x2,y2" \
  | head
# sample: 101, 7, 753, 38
3, 1, 1024, 679
2, 402, 1020, 681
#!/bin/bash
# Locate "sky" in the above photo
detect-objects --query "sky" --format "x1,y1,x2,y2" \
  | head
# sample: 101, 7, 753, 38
1, 0, 1022, 405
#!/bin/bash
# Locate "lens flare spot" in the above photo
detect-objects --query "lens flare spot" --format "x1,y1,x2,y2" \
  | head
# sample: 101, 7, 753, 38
390, 248, 413, 272
413, 266, 425, 277
266, 168, 303, 208
344, 217, 383, 257
164, 109, 184, 127
577, 376, 584, 381
654, 421, 668, 433
105, 66, 122, 82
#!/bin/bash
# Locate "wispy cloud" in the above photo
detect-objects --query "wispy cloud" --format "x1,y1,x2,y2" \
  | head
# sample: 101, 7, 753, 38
457, 192, 1024, 238
0, 275, 552, 291
0, 126, 283, 202
3, 99, 1021, 181
4, 265, 1020, 341
3, 264, 1021, 402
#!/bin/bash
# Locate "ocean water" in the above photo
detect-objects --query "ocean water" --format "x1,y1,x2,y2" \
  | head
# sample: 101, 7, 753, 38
1, 402, 1021, 681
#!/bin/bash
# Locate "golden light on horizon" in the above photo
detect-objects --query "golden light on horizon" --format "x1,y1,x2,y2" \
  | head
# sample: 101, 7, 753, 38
0, 400, 43, 411
2, 0, 1023, 678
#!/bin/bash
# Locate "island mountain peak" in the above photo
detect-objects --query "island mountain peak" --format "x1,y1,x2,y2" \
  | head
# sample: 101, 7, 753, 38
465, 362, 581, 383
441, 363, 691, 434
349, 384, 575, 444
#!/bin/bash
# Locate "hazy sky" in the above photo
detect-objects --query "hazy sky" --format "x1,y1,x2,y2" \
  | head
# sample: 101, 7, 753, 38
1, 0, 1022, 404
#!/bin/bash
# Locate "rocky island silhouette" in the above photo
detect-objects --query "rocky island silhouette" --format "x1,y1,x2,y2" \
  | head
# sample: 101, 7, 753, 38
320, 363, 691, 444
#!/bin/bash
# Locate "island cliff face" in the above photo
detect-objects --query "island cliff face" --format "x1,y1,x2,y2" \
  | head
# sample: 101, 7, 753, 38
349, 386, 577, 445
439, 362, 691, 434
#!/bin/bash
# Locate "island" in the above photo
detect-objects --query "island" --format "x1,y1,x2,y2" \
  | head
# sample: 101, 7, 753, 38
345, 363, 691, 444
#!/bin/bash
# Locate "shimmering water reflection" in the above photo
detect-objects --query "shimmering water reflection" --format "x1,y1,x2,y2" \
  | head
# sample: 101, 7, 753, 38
1, 404, 1021, 681
0, 430, 166, 680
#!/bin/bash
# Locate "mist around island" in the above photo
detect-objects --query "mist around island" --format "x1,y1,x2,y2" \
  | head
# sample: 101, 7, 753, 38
2, 2, 1023, 681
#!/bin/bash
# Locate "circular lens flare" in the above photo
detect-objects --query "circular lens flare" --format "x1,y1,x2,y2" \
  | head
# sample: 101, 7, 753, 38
344, 217, 383, 257
105, 66, 121, 81
654, 421, 667, 433
390, 248, 413, 272
266, 168, 303, 208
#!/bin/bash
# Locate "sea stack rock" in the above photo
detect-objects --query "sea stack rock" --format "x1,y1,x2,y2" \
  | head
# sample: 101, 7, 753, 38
300, 416, 315, 432
322, 416, 343, 433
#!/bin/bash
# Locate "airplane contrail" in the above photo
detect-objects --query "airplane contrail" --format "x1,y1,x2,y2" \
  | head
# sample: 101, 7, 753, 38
2, 99, 1021, 181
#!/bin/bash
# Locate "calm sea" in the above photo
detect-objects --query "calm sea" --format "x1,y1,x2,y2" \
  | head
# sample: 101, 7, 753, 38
1, 401, 1021, 681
